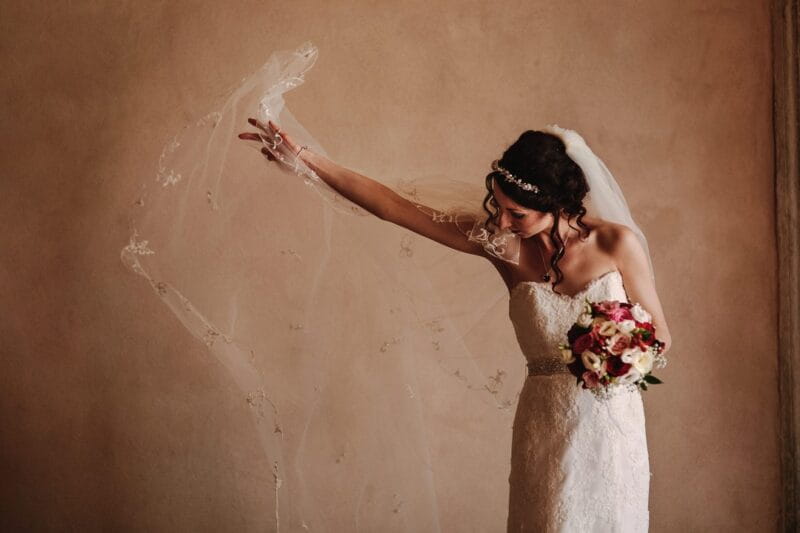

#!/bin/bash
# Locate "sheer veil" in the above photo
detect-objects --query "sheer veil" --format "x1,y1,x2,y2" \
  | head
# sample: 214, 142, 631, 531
122, 42, 524, 530
121, 42, 653, 530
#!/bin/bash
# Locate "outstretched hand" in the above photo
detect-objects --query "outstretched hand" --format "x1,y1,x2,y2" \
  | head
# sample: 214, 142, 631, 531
237, 118, 305, 161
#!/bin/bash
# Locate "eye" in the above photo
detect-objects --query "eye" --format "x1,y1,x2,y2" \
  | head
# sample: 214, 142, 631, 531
511, 212, 526, 219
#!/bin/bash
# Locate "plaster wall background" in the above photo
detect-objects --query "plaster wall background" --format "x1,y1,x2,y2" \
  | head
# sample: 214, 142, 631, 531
0, 1, 777, 531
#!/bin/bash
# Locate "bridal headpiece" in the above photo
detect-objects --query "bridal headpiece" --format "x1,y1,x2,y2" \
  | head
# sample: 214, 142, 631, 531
491, 159, 540, 193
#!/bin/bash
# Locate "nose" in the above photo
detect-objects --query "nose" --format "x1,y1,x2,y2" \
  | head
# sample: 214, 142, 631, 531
498, 211, 513, 230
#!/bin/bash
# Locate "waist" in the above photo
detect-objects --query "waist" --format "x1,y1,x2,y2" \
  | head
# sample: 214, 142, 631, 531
527, 358, 570, 377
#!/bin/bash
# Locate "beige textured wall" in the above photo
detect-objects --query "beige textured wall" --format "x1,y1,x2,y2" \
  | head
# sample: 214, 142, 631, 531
0, 1, 777, 531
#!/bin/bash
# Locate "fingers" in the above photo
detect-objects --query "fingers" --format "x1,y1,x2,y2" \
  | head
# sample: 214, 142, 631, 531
241, 118, 280, 146
243, 118, 289, 142
264, 119, 300, 154
246, 118, 285, 140
247, 117, 271, 134
237, 132, 262, 142
239, 117, 301, 158
237, 131, 279, 146
236, 130, 276, 160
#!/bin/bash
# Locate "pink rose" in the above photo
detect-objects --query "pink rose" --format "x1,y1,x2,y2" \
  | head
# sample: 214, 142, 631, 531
594, 300, 633, 322
607, 333, 633, 355
595, 301, 621, 315
606, 306, 633, 322
582, 370, 601, 389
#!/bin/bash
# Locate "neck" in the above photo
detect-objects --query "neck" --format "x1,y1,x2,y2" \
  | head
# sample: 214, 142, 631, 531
534, 214, 572, 251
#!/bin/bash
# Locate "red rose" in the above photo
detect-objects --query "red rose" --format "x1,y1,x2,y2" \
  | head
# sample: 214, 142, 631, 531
567, 323, 592, 344
634, 322, 656, 348
573, 333, 595, 355
606, 355, 632, 377
567, 359, 584, 378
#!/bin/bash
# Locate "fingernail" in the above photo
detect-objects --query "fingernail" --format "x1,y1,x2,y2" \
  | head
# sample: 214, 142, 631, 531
247, 118, 256, 125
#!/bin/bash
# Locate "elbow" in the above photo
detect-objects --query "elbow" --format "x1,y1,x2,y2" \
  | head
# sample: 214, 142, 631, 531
659, 330, 673, 355
375, 195, 400, 222
373, 203, 391, 222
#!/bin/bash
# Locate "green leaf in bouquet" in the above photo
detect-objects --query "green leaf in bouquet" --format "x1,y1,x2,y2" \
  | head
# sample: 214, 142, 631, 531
643, 374, 663, 384
639, 381, 649, 391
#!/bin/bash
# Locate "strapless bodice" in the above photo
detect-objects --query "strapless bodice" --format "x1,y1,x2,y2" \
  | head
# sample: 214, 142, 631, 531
508, 269, 628, 375
507, 269, 649, 531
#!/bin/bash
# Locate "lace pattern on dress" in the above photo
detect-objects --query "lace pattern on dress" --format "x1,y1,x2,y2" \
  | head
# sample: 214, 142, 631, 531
507, 269, 650, 532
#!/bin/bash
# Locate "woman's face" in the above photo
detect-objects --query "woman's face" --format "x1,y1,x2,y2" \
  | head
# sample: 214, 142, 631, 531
491, 179, 552, 238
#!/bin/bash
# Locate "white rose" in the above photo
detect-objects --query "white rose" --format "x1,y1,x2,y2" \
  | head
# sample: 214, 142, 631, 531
621, 347, 646, 364
618, 367, 642, 385
618, 319, 636, 334
560, 347, 575, 363
598, 320, 617, 337
631, 303, 652, 323
577, 311, 594, 328
633, 350, 654, 374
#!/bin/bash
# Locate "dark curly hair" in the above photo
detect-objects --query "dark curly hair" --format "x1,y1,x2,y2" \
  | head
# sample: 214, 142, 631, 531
482, 130, 591, 293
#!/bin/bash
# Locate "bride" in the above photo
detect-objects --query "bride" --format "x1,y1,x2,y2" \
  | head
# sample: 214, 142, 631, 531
239, 118, 672, 532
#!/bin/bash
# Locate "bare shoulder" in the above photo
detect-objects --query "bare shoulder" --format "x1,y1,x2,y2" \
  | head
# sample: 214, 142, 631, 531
587, 217, 652, 282
589, 218, 641, 256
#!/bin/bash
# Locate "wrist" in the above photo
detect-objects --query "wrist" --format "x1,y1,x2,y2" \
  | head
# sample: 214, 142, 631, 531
300, 149, 322, 173
302, 150, 337, 177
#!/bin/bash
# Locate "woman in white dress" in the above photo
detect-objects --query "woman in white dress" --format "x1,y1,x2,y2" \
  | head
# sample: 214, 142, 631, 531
239, 119, 672, 532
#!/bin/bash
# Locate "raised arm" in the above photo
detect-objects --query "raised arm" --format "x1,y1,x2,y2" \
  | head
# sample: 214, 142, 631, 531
239, 119, 487, 257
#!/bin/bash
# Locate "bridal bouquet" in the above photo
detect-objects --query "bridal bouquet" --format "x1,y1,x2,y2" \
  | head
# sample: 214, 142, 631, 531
558, 299, 668, 399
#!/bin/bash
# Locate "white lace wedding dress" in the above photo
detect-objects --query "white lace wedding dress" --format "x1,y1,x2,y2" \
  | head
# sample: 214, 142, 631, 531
507, 269, 650, 532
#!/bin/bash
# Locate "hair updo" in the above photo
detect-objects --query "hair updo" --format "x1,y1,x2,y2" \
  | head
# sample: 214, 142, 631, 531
482, 130, 591, 291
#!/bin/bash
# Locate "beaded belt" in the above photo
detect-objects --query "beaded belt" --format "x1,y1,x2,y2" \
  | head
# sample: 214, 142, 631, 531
527, 358, 570, 376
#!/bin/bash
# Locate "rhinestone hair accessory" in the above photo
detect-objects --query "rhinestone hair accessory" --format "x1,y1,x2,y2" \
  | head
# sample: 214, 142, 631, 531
491, 159, 540, 193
